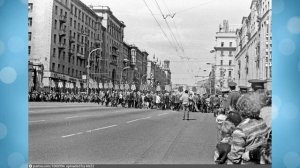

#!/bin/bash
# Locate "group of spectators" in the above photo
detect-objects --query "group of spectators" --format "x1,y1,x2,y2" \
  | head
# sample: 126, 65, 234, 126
213, 80, 272, 165
28, 89, 216, 112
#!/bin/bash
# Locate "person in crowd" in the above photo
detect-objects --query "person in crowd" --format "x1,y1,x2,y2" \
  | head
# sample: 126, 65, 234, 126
180, 90, 190, 120
227, 93, 268, 164
214, 121, 236, 164
225, 82, 241, 113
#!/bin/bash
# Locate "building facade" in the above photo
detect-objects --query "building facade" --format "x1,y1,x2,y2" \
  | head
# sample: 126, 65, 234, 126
28, 0, 104, 93
234, 0, 272, 90
91, 6, 125, 86
213, 20, 237, 91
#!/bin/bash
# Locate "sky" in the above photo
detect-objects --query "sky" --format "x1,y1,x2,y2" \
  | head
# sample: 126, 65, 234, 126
81, 0, 252, 85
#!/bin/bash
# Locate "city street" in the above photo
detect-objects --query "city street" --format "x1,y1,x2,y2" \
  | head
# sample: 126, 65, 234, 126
29, 102, 217, 164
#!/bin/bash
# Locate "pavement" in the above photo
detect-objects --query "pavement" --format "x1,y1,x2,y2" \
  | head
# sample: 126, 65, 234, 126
29, 102, 218, 164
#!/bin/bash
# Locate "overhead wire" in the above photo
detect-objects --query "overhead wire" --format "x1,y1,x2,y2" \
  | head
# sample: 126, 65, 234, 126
142, 0, 178, 52
153, 0, 183, 53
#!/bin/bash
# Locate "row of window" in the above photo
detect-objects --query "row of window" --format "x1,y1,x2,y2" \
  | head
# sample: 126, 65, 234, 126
51, 62, 83, 78
70, 4, 97, 29
219, 70, 232, 78
220, 42, 233, 47
220, 60, 233, 66
220, 51, 233, 56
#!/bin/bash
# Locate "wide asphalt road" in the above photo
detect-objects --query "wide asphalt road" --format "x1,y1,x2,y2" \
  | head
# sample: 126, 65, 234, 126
29, 102, 217, 164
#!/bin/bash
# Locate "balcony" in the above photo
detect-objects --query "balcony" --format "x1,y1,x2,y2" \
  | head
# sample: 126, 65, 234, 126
95, 37, 101, 45
68, 48, 75, 55
57, 43, 66, 49
77, 52, 85, 59
59, 28, 66, 36
110, 60, 118, 66
59, 15, 67, 23
111, 49, 119, 56
69, 36, 75, 43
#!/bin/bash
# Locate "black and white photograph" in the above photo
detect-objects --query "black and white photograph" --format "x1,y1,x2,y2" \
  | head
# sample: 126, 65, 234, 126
28, 0, 272, 165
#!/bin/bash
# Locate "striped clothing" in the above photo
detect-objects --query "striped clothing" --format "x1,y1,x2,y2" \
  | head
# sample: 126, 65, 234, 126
227, 118, 268, 164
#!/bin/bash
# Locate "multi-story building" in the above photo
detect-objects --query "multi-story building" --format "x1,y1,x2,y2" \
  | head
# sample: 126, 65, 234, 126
163, 60, 171, 85
28, 0, 104, 93
129, 45, 148, 87
90, 6, 126, 86
213, 20, 237, 91
234, 0, 272, 90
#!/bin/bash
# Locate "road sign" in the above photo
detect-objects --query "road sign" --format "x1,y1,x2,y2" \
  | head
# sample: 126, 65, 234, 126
165, 85, 171, 92
131, 84, 136, 91
156, 85, 161, 92
58, 81, 63, 88
109, 81, 113, 89
115, 84, 119, 90
104, 83, 108, 89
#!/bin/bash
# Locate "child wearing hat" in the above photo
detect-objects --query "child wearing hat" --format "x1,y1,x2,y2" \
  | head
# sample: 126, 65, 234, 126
214, 120, 236, 164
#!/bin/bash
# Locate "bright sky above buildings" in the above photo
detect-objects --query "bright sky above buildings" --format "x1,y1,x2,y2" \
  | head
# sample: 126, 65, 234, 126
81, 0, 252, 85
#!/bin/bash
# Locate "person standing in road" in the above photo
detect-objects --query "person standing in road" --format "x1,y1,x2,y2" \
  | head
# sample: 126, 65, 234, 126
225, 82, 241, 113
180, 90, 190, 120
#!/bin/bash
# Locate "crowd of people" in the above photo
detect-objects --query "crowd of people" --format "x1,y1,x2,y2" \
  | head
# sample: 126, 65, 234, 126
28, 89, 215, 112
213, 79, 272, 165
29, 79, 272, 165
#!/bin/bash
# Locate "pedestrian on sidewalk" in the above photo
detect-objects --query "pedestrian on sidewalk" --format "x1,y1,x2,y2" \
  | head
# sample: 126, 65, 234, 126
180, 90, 190, 120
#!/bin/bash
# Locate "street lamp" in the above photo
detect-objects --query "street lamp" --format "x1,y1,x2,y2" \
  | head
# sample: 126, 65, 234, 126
86, 47, 101, 95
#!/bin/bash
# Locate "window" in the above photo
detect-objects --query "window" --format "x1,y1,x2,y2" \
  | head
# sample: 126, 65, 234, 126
28, 18, 32, 26
62, 65, 65, 74
72, 69, 74, 76
71, 4, 73, 14
58, 64, 61, 72
28, 3, 33, 12
28, 32, 32, 41
229, 51, 232, 56
266, 67, 268, 78
74, 20, 76, 29
53, 48, 56, 57
55, 6, 58, 15
68, 68, 70, 75
54, 20, 57, 29
220, 60, 223, 65
63, 52, 65, 60
28, 46, 31, 55
229, 60, 232, 66
221, 51, 224, 56
52, 63, 55, 71
229, 71, 232, 77
221, 42, 224, 47
229, 42, 232, 47
74, 7, 77, 17
53, 34, 56, 43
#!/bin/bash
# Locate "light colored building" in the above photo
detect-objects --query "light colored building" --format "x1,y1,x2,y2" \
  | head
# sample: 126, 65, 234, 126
213, 20, 237, 91
234, 0, 272, 90
28, 0, 104, 93
163, 60, 171, 85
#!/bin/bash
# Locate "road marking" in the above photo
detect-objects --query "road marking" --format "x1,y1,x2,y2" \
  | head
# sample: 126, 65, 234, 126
126, 117, 151, 123
158, 113, 170, 116
86, 125, 118, 133
61, 132, 83, 138
29, 120, 46, 123
65, 116, 82, 119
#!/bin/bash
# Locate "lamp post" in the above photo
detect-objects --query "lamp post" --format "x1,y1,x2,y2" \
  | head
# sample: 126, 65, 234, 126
86, 47, 101, 95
